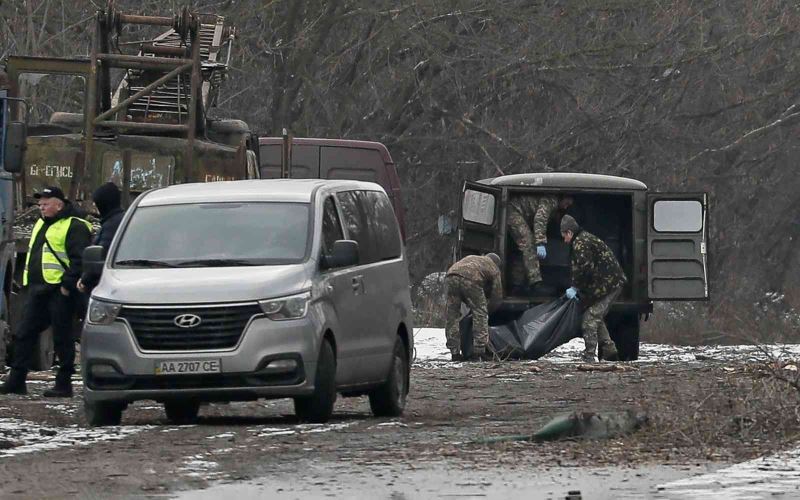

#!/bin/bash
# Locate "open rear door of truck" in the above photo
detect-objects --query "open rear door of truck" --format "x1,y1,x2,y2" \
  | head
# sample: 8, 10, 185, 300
458, 181, 502, 259
647, 193, 709, 300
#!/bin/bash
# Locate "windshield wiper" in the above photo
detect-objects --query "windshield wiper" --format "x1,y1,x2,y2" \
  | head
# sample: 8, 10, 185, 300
115, 259, 178, 268
174, 258, 260, 267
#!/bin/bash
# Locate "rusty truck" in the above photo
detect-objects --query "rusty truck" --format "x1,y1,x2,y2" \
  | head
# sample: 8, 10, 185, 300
3, 3, 259, 369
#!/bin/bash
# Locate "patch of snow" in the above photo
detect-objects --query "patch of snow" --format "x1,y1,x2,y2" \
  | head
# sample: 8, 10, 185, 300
206, 432, 235, 440
412, 328, 800, 366
0, 418, 148, 457
248, 422, 353, 438
179, 453, 221, 479
657, 447, 800, 499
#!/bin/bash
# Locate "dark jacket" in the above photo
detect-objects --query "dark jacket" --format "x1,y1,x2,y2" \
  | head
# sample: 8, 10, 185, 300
81, 207, 124, 289
569, 229, 627, 307
27, 202, 93, 292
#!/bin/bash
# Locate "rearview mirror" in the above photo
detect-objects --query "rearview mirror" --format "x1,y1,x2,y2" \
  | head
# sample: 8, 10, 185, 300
82, 245, 106, 278
3, 121, 26, 174
323, 240, 359, 269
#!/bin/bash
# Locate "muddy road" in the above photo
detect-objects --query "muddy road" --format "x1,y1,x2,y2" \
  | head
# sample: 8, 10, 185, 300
1, 333, 799, 499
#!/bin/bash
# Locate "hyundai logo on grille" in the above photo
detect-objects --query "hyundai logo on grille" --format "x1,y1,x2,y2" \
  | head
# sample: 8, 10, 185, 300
174, 313, 202, 328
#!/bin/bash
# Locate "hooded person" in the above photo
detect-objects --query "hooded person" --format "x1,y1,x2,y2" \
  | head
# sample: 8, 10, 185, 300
560, 215, 627, 362
78, 182, 124, 292
1, 186, 93, 397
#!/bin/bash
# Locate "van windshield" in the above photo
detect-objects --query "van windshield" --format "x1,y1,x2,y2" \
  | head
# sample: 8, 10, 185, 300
113, 202, 309, 267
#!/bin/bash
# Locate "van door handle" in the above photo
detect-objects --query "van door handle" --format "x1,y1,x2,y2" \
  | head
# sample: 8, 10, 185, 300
351, 276, 363, 291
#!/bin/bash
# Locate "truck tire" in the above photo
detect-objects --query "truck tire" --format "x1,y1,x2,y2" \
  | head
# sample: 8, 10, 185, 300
32, 328, 54, 371
294, 339, 336, 423
368, 337, 409, 417
164, 400, 200, 424
612, 315, 640, 361
85, 398, 124, 427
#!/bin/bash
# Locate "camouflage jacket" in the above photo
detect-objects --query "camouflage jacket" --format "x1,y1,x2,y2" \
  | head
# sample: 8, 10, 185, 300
447, 255, 503, 311
569, 230, 627, 307
507, 195, 558, 244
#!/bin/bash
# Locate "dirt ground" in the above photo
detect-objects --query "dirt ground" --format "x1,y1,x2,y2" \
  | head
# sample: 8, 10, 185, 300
1, 351, 799, 499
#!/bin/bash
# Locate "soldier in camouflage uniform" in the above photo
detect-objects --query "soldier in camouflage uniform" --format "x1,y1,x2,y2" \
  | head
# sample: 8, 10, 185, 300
507, 194, 573, 287
444, 253, 503, 362
561, 215, 627, 362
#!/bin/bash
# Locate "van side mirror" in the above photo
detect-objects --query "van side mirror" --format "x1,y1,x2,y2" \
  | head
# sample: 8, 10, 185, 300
323, 240, 359, 269
3, 121, 26, 174
83, 245, 106, 278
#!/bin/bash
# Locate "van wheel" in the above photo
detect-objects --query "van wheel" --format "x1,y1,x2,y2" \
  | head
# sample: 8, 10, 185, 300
614, 316, 640, 361
84, 398, 124, 427
368, 338, 409, 417
294, 339, 337, 423
164, 400, 200, 424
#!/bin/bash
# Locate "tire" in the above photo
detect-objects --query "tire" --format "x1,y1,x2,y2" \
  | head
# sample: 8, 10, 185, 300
164, 400, 200, 424
32, 328, 54, 372
613, 315, 640, 361
84, 398, 124, 427
294, 339, 336, 423
368, 338, 409, 417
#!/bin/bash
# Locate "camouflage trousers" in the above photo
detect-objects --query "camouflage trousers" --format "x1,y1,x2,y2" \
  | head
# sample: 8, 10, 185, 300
444, 275, 489, 355
506, 208, 542, 284
581, 287, 622, 359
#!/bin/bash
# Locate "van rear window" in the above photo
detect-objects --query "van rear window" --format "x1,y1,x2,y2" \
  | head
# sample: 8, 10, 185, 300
462, 189, 496, 225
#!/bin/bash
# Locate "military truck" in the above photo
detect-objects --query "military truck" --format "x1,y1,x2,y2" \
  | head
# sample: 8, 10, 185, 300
458, 173, 709, 360
0, 72, 27, 370
3, 4, 259, 369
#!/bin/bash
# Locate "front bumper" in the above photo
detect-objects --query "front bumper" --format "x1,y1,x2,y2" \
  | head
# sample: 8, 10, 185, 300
82, 313, 320, 403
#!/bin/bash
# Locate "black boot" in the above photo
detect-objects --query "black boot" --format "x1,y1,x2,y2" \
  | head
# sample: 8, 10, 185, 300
0, 369, 28, 395
43, 371, 73, 398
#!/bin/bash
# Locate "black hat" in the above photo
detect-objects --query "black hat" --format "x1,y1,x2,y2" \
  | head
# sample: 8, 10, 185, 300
92, 182, 121, 217
34, 186, 67, 203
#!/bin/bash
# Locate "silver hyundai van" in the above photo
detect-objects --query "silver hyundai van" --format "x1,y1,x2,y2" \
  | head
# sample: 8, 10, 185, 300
81, 179, 413, 426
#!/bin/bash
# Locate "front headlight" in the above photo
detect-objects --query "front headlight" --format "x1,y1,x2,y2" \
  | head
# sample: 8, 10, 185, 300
87, 298, 122, 325
258, 291, 310, 320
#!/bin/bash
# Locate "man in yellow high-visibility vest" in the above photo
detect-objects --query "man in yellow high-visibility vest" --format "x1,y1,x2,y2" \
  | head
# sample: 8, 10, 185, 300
1, 186, 92, 397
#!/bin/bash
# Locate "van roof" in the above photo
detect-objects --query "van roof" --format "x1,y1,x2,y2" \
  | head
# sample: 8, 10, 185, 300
258, 137, 394, 165
138, 179, 383, 206
481, 172, 647, 190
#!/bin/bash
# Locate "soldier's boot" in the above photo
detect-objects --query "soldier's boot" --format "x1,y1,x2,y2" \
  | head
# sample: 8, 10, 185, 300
0, 369, 28, 395
43, 371, 73, 398
580, 351, 597, 363
600, 341, 619, 362
451, 352, 465, 362
467, 347, 494, 362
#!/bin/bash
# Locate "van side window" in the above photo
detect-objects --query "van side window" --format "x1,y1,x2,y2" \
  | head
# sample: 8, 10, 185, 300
322, 196, 344, 255
336, 190, 374, 264
364, 191, 401, 260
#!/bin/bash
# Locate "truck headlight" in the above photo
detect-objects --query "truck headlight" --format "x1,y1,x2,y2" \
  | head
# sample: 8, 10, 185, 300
259, 292, 310, 320
87, 298, 122, 325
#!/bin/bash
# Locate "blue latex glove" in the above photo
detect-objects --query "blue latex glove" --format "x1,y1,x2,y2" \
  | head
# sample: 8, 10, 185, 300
536, 245, 547, 259
565, 287, 578, 300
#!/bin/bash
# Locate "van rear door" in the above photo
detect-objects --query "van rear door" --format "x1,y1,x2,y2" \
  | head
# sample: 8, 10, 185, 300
458, 181, 502, 259
646, 193, 709, 300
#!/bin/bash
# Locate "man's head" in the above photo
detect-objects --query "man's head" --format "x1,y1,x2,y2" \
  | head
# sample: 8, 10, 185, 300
92, 182, 121, 217
34, 186, 67, 219
486, 252, 501, 269
560, 214, 580, 244
558, 194, 574, 210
